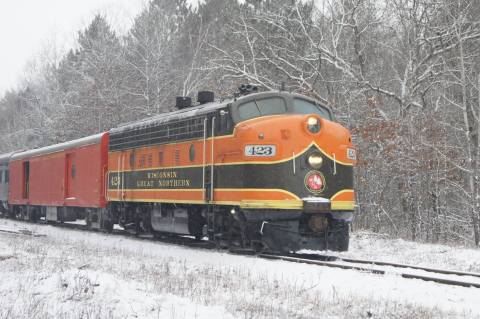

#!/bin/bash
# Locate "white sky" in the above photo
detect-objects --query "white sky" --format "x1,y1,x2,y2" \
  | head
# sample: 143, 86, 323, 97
0, 0, 150, 96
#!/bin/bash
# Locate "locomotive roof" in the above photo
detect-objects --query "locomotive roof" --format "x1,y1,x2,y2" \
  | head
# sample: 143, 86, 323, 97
110, 98, 232, 134
109, 91, 327, 134
10, 133, 105, 161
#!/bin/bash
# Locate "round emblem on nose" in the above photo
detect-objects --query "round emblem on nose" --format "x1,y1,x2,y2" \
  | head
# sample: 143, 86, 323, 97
304, 170, 326, 194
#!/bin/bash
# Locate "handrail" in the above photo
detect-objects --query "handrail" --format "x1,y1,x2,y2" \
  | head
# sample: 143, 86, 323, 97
202, 117, 207, 201
210, 117, 215, 202
116, 156, 121, 199
121, 154, 125, 200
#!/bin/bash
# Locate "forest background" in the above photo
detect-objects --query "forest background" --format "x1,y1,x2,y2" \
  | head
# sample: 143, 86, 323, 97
1, 0, 479, 246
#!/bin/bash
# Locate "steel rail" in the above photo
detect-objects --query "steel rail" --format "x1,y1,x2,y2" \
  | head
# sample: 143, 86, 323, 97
288, 252, 480, 279
340, 256, 480, 279
259, 253, 480, 289
0, 227, 45, 237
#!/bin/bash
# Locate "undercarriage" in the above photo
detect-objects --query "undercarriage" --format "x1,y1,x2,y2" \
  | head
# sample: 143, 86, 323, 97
108, 203, 351, 252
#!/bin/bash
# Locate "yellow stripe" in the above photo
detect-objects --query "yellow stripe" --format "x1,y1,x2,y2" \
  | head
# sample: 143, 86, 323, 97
108, 188, 204, 192
331, 201, 355, 210
107, 197, 354, 211
233, 114, 284, 126
215, 188, 301, 200
107, 197, 301, 209
309, 142, 353, 166
108, 198, 207, 204
106, 188, 299, 199
210, 141, 353, 166
239, 200, 302, 209
108, 163, 205, 172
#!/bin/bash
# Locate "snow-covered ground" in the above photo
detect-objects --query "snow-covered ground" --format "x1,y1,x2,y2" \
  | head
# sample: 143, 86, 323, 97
1, 219, 479, 319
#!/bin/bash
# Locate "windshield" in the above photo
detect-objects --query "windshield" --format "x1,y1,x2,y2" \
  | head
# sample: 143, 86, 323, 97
238, 97, 287, 121
292, 98, 331, 120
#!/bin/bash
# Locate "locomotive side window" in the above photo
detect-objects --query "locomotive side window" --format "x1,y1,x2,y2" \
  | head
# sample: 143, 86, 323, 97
5, 170, 8, 183
238, 98, 287, 121
218, 108, 233, 134
0, 170, 3, 183
293, 98, 332, 120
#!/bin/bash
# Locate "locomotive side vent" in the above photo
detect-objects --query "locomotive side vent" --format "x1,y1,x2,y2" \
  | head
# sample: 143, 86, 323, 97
176, 96, 192, 109
198, 91, 215, 104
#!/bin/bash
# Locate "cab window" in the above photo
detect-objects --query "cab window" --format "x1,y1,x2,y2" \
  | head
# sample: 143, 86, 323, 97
293, 98, 331, 120
238, 97, 287, 121
238, 101, 259, 120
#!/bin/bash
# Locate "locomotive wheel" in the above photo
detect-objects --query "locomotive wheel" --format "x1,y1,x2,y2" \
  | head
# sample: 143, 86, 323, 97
152, 231, 163, 240
28, 207, 39, 222
252, 241, 266, 254
85, 213, 92, 228
102, 219, 114, 233
16, 206, 28, 221
187, 210, 205, 241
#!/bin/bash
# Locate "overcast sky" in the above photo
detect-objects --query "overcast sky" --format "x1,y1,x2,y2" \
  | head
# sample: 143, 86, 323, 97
0, 0, 150, 96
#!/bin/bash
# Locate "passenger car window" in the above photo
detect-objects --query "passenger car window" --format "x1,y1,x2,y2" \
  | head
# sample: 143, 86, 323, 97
293, 98, 331, 120
238, 98, 287, 121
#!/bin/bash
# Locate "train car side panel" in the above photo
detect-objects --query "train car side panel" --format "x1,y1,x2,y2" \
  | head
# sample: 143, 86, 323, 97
8, 133, 108, 208
30, 153, 66, 206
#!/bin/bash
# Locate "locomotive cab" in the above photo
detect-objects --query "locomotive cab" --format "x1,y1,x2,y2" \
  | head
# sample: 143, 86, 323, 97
222, 91, 356, 251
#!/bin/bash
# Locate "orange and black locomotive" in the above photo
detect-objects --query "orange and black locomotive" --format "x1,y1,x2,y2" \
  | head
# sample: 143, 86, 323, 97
0, 86, 355, 252
106, 86, 356, 251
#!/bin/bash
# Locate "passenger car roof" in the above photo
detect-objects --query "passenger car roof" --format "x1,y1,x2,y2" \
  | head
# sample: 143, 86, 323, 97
10, 133, 105, 161
0, 152, 16, 164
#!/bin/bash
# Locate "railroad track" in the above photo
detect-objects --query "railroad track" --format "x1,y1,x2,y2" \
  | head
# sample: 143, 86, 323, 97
258, 253, 480, 289
0, 227, 46, 237
2, 217, 480, 289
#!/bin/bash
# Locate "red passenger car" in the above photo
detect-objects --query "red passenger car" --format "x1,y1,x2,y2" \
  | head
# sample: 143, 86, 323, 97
8, 133, 109, 225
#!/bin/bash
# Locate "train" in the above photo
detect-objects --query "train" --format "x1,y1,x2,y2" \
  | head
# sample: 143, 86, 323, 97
0, 86, 356, 252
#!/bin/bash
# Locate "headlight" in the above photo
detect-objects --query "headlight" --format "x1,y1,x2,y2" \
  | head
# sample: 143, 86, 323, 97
307, 116, 320, 133
308, 153, 323, 168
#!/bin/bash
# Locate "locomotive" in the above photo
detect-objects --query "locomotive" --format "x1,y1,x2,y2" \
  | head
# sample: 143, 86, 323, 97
0, 86, 356, 252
